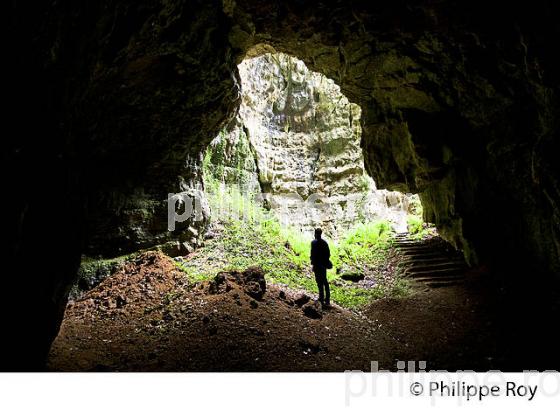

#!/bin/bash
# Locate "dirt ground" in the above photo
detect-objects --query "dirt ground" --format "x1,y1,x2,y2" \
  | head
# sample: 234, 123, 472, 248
48, 251, 504, 372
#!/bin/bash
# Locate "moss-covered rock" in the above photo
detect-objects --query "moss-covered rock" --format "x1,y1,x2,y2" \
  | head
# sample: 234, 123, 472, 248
70, 255, 134, 299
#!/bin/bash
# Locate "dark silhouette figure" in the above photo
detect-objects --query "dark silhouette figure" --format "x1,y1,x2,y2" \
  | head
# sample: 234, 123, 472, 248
310, 228, 331, 306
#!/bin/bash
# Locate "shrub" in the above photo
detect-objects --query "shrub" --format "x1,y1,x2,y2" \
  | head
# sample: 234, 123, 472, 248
407, 215, 423, 235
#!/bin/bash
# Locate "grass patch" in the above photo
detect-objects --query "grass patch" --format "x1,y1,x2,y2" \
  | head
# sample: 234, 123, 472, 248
176, 170, 411, 308
173, 148, 414, 309
407, 215, 436, 240
176, 215, 410, 308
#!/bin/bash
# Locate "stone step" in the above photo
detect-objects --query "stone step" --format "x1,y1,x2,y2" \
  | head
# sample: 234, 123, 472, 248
423, 278, 466, 288
404, 261, 467, 273
400, 248, 459, 256
408, 270, 465, 280
399, 256, 465, 265
408, 279, 464, 289
394, 243, 425, 248
395, 235, 468, 288
394, 238, 422, 244
398, 249, 450, 257
405, 261, 467, 274
398, 249, 453, 258
397, 238, 454, 247
396, 239, 446, 246
394, 241, 435, 247
395, 244, 435, 251
402, 265, 466, 274
396, 242, 442, 248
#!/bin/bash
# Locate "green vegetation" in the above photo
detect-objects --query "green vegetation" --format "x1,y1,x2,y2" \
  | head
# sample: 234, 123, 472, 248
176, 157, 411, 309
203, 127, 258, 193
407, 194, 423, 216
357, 174, 372, 192
405, 194, 435, 239
407, 215, 424, 235
176, 212, 409, 308
332, 221, 392, 269
70, 253, 138, 298
407, 215, 436, 240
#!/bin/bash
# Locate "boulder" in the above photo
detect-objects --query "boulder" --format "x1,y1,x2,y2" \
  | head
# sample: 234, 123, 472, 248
340, 270, 365, 282
302, 301, 323, 319
294, 293, 311, 307
207, 267, 267, 300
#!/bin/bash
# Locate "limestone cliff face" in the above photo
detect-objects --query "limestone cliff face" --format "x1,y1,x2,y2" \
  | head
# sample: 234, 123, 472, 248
208, 53, 415, 237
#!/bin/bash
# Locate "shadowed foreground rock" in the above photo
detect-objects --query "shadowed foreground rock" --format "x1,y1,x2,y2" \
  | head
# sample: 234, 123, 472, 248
208, 268, 267, 300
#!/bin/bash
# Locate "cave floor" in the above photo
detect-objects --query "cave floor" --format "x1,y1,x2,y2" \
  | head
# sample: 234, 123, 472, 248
47, 251, 508, 372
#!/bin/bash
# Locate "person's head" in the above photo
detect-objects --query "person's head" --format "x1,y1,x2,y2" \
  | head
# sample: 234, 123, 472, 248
314, 228, 322, 239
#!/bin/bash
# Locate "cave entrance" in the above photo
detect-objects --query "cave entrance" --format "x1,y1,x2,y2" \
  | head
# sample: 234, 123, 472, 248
50, 54, 475, 374
192, 52, 449, 292
203, 52, 429, 242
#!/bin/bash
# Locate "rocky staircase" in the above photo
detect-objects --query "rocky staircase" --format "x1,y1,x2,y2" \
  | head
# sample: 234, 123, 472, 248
394, 233, 468, 288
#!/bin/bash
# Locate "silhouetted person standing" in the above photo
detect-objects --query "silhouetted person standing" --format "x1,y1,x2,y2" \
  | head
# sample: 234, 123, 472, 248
310, 228, 331, 306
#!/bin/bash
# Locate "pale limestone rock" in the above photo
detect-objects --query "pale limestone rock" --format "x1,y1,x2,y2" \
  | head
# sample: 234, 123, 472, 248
210, 53, 417, 238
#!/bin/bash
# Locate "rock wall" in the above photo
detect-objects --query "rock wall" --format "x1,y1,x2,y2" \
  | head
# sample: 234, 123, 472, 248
205, 122, 262, 196
5, 0, 240, 369
208, 53, 416, 238
43, 0, 238, 259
